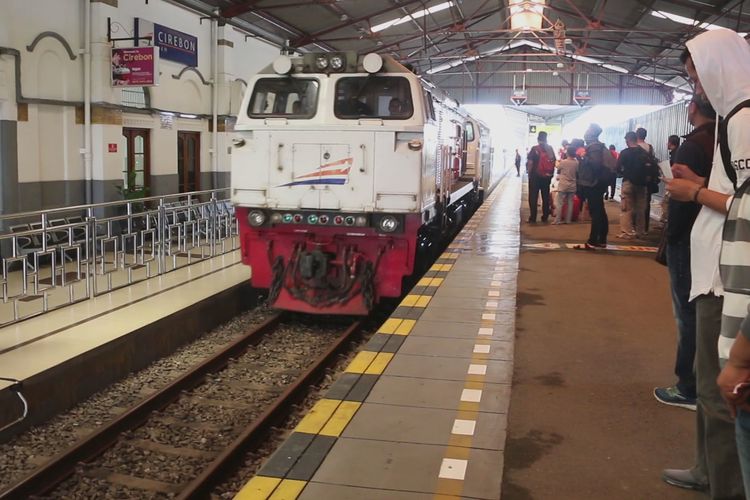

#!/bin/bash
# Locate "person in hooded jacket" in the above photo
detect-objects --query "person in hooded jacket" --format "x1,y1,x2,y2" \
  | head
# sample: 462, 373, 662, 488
665, 28, 750, 499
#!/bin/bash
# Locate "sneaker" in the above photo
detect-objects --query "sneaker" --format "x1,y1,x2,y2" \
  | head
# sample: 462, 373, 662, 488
661, 468, 708, 491
654, 386, 696, 410
616, 232, 634, 240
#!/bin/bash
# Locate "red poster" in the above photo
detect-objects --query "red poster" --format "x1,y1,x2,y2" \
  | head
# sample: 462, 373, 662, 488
111, 47, 159, 87
108, 143, 117, 153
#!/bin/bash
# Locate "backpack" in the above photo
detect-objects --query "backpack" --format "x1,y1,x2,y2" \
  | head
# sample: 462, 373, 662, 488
719, 99, 750, 190
627, 146, 660, 186
577, 142, 609, 188
536, 145, 556, 177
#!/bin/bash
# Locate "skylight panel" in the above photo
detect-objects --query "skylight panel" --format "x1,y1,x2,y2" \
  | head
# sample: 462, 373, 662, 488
371, 1, 454, 33
651, 10, 747, 36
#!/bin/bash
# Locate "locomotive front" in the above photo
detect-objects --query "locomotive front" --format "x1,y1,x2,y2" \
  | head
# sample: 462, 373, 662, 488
231, 53, 430, 315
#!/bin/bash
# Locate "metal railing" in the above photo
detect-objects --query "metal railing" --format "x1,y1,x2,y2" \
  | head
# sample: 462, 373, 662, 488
0, 189, 239, 327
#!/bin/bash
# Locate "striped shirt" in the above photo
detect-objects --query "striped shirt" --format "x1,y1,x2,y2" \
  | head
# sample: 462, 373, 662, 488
718, 179, 750, 364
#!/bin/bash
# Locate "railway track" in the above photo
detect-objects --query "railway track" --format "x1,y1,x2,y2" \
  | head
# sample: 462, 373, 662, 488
0, 313, 363, 499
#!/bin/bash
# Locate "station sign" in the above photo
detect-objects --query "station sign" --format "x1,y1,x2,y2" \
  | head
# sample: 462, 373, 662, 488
573, 89, 591, 106
111, 47, 159, 87
510, 89, 528, 106
135, 18, 198, 67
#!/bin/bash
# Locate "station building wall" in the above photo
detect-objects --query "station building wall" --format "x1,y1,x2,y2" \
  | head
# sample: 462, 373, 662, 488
0, 0, 279, 213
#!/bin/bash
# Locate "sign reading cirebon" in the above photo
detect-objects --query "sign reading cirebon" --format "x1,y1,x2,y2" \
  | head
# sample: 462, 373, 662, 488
111, 47, 159, 87
135, 18, 198, 67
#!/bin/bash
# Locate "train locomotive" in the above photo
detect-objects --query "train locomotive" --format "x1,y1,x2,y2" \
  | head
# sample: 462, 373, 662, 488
231, 51, 496, 315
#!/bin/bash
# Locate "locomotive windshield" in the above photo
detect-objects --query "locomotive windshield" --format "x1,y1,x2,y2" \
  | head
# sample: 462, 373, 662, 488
334, 76, 413, 120
248, 78, 318, 118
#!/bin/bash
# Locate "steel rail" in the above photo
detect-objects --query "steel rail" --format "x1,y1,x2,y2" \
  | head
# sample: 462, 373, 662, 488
177, 319, 363, 500
0, 313, 284, 500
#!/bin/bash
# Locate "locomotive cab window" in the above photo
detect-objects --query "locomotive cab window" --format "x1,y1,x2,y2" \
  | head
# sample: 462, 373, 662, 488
248, 78, 318, 118
465, 122, 475, 142
334, 76, 413, 119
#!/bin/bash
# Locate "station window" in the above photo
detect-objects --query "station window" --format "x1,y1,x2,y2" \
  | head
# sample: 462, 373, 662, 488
334, 76, 413, 120
121, 87, 149, 109
248, 78, 318, 118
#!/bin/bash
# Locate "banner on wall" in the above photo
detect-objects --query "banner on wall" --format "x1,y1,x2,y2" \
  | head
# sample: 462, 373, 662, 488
135, 18, 198, 67
111, 47, 159, 87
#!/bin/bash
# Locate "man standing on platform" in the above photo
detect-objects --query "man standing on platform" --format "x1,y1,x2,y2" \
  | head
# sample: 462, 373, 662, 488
663, 28, 750, 499
526, 131, 556, 223
654, 96, 716, 411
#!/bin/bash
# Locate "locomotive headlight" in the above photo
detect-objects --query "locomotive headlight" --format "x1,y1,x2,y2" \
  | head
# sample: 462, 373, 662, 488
330, 55, 345, 71
308, 214, 319, 224
270, 213, 283, 224
379, 215, 399, 233
247, 210, 266, 227
355, 216, 368, 227
282, 213, 293, 223
315, 56, 329, 70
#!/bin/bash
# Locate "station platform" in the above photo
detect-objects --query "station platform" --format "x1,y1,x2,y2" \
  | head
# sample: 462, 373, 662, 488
236, 178, 704, 499
0, 250, 253, 437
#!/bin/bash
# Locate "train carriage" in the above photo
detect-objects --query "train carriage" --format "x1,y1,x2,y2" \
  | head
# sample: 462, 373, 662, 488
231, 52, 495, 315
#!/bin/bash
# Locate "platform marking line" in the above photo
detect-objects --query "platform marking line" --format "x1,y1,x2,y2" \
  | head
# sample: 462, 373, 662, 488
400, 294, 432, 308
430, 263, 454, 272
234, 475, 281, 499
485, 300, 499, 309
294, 398, 341, 435
490, 280, 503, 287
482, 313, 496, 321
364, 352, 394, 375
460, 388, 483, 402
268, 478, 307, 499
468, 364, 487, 375
473, 344, 491, 354
319, 401, 362, 437
492, 274, 504, 279
438, 458, 468, 480
478, 327, 493, 336
451, 419, 476, 436
377, 317, 404, 334
441, 252, 460, 259
487, 290, 500, 297
394, 319, 416, 335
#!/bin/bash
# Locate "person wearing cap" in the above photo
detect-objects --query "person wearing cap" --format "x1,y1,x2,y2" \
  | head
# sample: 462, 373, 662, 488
526, 131, 557, 223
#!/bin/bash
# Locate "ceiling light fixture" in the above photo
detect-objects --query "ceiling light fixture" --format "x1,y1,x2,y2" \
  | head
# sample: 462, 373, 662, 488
509, 0, 546, 31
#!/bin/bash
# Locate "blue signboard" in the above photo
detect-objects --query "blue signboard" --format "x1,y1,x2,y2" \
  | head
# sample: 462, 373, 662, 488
135, 18, 198, 67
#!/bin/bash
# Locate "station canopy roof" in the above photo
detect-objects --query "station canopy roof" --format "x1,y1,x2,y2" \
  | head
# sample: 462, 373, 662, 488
177, 0, 750, 98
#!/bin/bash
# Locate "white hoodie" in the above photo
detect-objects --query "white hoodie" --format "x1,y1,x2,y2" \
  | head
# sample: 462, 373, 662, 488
687, 29, 750, 301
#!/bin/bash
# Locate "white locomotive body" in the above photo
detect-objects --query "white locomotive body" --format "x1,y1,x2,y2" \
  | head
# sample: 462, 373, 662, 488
231, 52, 495, 314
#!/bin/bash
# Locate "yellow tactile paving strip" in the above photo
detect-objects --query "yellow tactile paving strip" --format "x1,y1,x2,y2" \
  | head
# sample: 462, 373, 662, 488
235, 187, 510, 500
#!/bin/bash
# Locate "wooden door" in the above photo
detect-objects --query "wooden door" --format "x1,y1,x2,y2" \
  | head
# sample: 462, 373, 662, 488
177, 131, 201, 193
122, 128, 151, 193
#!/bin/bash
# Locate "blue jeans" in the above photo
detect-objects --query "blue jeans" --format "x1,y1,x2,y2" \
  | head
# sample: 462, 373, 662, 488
666, 234, 697, 398
737, 409, 750, 495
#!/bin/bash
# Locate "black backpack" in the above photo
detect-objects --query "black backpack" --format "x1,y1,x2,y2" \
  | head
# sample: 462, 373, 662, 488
719, 99, 750, 190
627, 146, 660, 186
577, 142, 609, 188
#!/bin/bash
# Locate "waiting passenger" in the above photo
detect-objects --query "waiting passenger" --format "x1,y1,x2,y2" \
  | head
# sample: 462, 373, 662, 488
526, 131, 556, 223
554, 146, 578, 224
654, 95, 716, 412
574, 124, 615, 249
605, 144, 618, 201
636, 127, 656, 232
616, 131, 649, 239
662, 28, 750, 499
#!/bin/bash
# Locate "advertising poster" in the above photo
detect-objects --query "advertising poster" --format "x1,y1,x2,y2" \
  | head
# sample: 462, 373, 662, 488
111, 47, 159, 87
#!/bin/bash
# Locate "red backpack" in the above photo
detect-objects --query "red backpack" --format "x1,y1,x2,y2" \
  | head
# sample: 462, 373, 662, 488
536, 146, 555, 177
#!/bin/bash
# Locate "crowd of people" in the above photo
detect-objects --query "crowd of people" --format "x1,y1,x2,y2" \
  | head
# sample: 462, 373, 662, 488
522, 28, 750, 499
